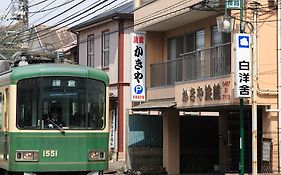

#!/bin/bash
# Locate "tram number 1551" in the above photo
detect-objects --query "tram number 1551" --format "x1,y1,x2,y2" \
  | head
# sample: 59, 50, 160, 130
43, 150, 58, 157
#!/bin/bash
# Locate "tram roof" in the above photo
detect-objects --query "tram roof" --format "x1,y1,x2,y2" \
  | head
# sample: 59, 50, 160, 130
10, 64, 109, 85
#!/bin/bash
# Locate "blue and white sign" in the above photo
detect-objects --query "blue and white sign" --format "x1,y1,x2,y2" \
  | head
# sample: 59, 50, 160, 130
238, 35, 250, 48
234, 33, 252, 98
131, 33, 146, 101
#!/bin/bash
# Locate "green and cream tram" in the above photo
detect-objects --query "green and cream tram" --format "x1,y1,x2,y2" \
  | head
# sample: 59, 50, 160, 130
0, 63, 109, 175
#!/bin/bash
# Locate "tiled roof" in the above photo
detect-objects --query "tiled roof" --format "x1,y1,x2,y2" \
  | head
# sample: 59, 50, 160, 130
32, 25, 76, 51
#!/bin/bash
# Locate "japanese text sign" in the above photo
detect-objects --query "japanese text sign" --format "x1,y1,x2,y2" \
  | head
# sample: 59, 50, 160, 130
234, 33, 251, 98
131, 33, 146, 101
226, 0, 240, 9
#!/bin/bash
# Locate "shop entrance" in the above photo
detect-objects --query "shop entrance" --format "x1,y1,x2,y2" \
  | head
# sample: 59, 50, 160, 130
180, 115, 219, 174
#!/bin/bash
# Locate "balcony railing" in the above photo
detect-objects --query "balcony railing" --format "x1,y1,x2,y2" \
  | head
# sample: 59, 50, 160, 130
150, 43, 231, 87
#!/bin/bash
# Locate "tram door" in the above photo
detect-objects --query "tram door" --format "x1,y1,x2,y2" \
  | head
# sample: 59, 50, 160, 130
3, 88, 9, 160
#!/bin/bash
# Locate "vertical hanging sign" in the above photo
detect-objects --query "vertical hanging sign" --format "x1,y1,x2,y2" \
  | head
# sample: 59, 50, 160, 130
131, 33, 146, 102
234, 33, 252, 98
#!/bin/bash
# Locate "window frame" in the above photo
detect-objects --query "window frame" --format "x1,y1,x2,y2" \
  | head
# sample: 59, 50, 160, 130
87, 34, 95, 67
102, 30, 110, 69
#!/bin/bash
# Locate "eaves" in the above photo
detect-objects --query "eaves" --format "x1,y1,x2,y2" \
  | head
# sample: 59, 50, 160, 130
69, 13, 133, 32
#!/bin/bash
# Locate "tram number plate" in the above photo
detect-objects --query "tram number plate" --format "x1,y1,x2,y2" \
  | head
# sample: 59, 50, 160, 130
43, 150, 58, 157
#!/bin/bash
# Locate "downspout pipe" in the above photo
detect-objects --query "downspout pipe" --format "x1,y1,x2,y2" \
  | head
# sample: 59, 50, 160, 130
117, 19, 125, 157
278, 0, 281, 172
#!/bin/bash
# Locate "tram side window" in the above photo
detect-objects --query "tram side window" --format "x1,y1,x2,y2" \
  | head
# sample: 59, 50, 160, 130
87, 80, 105, 129
17, 79, 39, 129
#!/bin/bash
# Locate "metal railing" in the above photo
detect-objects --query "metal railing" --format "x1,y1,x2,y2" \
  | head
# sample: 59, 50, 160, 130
150, 43, 231, 87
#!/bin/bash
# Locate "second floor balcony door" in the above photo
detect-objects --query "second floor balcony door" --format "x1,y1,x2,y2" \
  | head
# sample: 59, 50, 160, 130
196, 30, 205, 79
168, 36, 183, 85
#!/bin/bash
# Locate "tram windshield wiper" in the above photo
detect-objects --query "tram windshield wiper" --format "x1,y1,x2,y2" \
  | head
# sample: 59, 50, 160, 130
47, 118, 65, 134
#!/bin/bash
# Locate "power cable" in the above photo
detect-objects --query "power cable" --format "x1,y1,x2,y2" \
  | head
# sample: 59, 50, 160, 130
28, 0, 50, 8
23, 0, 131, 51
29, 0, 76, 13
1, 0, 113, 53
0, 0, 90, 45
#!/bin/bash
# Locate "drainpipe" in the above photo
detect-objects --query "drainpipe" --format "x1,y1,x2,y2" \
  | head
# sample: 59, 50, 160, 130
278, 0, 281, 172
117, 19, 125, 157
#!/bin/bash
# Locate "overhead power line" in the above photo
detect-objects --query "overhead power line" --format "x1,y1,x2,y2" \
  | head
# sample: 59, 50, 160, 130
28, 0, 50, 7
29, 0, 76, 13
1, 0, 115, 53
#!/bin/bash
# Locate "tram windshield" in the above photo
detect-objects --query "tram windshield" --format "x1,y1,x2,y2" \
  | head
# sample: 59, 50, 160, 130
16, 77, 106, 130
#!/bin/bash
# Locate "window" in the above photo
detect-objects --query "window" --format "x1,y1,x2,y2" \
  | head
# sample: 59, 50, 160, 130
102, 31, 110, 68
87, 35, 95, 67
17, 77, 106, 130
211, 26, 231, 76
211, 26, 231, 46
167, 30, 205, 82
168, 36, 183, 60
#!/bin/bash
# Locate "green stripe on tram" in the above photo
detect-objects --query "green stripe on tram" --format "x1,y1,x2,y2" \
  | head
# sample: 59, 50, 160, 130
10, 64, 109, 86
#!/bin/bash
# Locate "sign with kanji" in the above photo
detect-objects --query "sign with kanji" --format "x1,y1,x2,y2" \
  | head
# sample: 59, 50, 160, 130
131, 33, 146, 101
234, 33, 251, 98
175, 77, 232, 107
226, 0, 240, 9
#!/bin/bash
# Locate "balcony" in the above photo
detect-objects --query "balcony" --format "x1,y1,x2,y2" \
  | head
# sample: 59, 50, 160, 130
150, 43, 231, 87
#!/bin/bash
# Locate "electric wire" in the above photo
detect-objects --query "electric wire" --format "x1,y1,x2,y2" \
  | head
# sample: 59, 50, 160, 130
22, 0, 131, 51
28, 0, 50, 8
29, 0, 76, 13
1, 0, 279, 55
1, 0, 114, 53
0, 0, 90, 46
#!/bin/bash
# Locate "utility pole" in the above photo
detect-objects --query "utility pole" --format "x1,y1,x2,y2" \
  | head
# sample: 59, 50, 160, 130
21, 0, 29, 30
239, 0, 245, 174
252, 1, 260, 175
277, 0, 281, 173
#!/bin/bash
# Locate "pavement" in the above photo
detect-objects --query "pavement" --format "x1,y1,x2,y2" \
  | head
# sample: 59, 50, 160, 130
104, 160, 126, 174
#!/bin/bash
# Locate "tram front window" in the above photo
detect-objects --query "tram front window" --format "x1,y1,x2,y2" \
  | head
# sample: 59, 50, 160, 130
17, 77, 106, 130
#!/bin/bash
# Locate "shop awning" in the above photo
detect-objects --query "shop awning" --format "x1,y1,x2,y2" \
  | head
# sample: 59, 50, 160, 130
131, 99, 176, 110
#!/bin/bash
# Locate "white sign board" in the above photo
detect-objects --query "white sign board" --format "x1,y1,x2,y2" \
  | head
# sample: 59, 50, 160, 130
234, 33, 251, 98
109, 110, 116, 149
131, 33, 146, 101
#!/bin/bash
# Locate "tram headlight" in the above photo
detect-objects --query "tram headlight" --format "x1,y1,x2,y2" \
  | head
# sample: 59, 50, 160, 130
88, 150, 106, 161
15, 150, 39, 162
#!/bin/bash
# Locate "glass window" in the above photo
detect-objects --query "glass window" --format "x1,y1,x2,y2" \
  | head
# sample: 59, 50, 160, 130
212, 26, 222, 46
196, 30, 205, 50
87, 35, 95, 67
212, 26, 231, 46
17, 77, 106, 130
102, 31, 110, 68
168, 36, 183, 60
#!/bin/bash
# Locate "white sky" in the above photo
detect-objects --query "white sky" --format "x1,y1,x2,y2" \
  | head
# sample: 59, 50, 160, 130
0, 0, 130, 27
